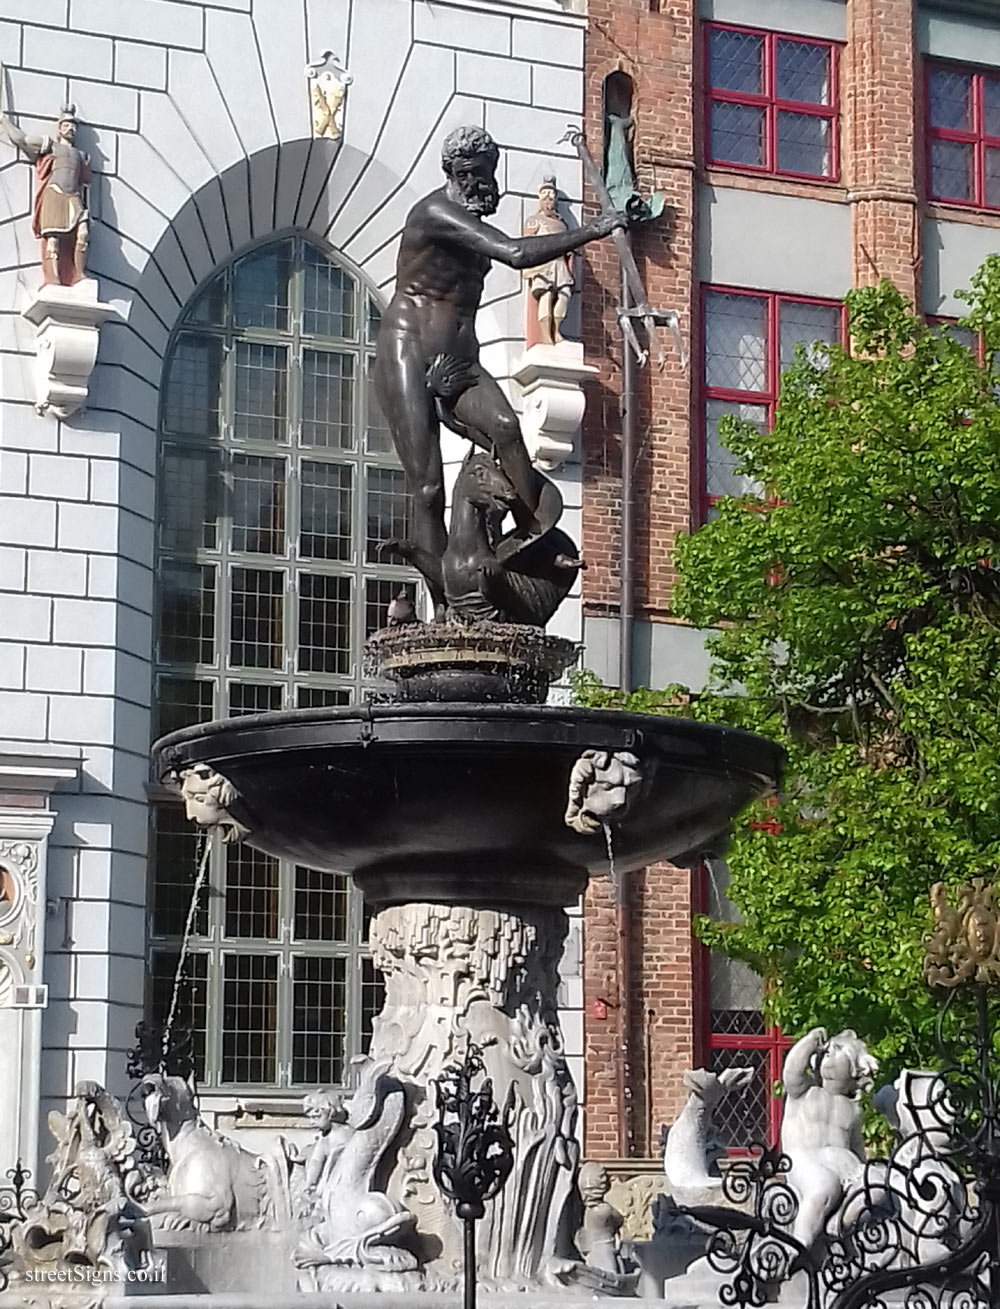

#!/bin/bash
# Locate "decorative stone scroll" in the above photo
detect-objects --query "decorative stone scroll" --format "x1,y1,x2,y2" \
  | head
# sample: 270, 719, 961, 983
21, 279, 117, 419
512, 341, 598, 471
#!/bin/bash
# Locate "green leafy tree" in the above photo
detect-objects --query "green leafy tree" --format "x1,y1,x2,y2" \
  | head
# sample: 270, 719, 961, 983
576, 262, 1000, 1075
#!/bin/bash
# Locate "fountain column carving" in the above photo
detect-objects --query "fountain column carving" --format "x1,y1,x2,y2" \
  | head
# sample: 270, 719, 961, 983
367, 901, 579, 1287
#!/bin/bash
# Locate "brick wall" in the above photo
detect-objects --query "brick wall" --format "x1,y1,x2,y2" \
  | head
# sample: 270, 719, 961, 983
580, 0, 701, 1161
579, 0, 1000, 1161
580, 0, 697, 621
844, 0, 920, 300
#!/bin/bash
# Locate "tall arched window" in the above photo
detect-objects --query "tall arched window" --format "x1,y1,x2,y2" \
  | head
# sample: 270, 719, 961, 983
148, 236, 408, 1092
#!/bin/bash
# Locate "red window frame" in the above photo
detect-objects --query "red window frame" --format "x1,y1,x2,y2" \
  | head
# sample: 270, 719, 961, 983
928, 314, 986, 362
707, 1026, 791, 1152
697, 285, 847, 522
705, 22, 840, 183
926, 60, 1000, 211
692, 862, 791, 1151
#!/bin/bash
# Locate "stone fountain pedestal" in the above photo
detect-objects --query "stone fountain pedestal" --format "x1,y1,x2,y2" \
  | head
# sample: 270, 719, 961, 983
149, 628, 782, 1296
366, 901, 577, 1288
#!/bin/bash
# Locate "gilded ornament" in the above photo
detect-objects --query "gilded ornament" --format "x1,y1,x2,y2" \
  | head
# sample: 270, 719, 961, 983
923, 878, 1000, 988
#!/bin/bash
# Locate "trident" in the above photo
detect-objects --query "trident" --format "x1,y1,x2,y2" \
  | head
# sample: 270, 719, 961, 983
560, 126, 685, 371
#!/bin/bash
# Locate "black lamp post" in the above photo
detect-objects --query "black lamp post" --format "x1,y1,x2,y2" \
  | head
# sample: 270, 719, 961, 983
432, 1043, 514, 1309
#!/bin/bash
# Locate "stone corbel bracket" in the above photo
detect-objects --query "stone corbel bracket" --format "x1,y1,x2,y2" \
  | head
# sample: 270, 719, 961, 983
21, 278, 118, 419
512, 340, 598, 470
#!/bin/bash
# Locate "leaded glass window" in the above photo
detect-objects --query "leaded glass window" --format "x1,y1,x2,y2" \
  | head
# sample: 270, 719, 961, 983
149, 236, 405, 1091
703, 859, 790, 1149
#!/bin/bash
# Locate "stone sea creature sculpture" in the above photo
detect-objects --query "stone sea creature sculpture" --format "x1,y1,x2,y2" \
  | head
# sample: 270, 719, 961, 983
140, 1072, 273, 1232
295, 1058, 417, 1283
663, 1066, 754, 1194
780, 1027, 878, 1252
15, 1081, 152, 1281
385, 450, 583, 626
564, 749, 644, 835
175, 763, 249, 843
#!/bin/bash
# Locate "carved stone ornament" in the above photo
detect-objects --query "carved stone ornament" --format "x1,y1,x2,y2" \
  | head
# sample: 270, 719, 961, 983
21, 278, 118, 419
512, 341, 598, 471
923, 877, 1000, 988
365, 901, 579, 1289
12, 1081, 154, 1284
564, 749, 644, 835
305, 51, 352, 141
0, 840, 40, 983
174, 764, 250, 843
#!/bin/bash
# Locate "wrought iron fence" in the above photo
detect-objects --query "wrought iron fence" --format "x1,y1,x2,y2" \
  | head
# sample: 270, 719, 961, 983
0, 1160, 38, 1293
676, 878, 1000, 1309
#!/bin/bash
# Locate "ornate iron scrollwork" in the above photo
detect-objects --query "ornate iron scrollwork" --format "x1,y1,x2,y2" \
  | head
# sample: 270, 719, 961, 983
0, 1160, 38, 1292
433, 1042, 514, 1223
124, 1018, 196, 1174
677, 878, 1000, 1309
678, 1144, 818, 1309
433, 1042, 514, 1309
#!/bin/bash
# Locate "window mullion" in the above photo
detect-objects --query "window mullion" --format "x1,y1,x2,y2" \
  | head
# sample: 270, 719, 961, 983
206, 929, 224, 1092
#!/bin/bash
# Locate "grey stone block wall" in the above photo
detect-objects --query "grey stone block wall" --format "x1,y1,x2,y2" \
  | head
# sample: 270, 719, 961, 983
0, 0, 587, 1135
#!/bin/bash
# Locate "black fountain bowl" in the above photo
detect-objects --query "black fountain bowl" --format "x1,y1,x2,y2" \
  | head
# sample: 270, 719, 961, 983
152, 704, 783, 909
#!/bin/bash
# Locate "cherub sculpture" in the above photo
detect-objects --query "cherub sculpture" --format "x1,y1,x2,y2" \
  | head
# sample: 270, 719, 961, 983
575, 1161, 624, 1275
780, 1027, 878, 1251
297, 1088, 352, 1213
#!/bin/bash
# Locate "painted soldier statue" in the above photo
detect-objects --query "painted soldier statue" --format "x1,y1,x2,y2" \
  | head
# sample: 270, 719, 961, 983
523, 175, 575, 347
0, 102, 89, 286
374, 125, 625, 614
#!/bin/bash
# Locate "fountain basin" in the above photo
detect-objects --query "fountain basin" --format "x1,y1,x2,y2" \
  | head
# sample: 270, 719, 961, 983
152, 703, 782, 908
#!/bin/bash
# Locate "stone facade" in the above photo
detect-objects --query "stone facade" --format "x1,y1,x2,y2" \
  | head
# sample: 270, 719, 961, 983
0, 0, 588, 1177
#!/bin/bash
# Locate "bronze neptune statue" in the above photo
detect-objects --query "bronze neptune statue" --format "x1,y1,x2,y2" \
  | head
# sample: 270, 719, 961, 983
374, 125, 626, 618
